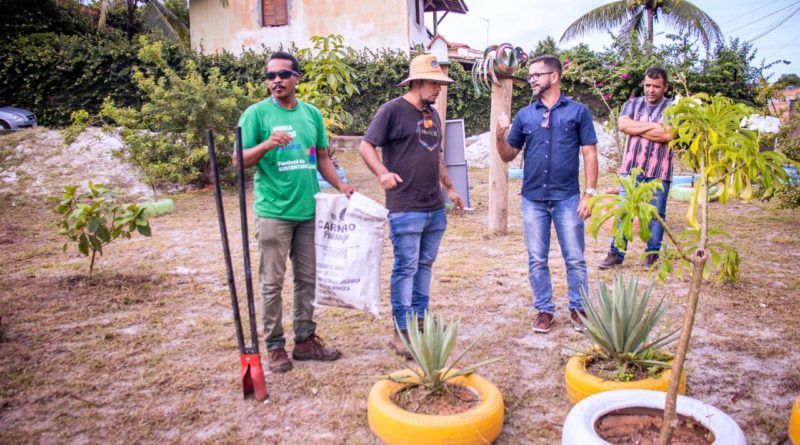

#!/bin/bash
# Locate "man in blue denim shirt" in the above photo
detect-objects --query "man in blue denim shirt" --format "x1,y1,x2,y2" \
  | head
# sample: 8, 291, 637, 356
359, 54, 465, 358
496, 55, 599, 334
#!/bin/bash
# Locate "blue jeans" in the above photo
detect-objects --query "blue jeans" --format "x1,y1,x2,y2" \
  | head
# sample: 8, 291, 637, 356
388, 209, 447, 330
521, 194, 587, 314
609, 176, 671, 260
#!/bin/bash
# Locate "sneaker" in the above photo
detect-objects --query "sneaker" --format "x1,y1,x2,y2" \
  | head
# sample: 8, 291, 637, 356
267, 348, 293, 373
292, 334, 342, 362
532, 312, 553, 333
570, 310, 587, 332
389, 330, 413, 360
599, 252, 623, 270
644, 253, 659, 269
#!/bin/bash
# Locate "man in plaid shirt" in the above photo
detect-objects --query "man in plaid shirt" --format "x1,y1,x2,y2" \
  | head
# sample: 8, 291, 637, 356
599, 67, 674, 270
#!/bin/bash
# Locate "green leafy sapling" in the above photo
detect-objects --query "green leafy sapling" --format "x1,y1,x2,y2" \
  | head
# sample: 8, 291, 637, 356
52, 182, 152, 276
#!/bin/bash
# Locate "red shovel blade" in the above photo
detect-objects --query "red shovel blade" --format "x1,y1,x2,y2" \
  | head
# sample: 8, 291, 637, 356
240, 353, 269, 402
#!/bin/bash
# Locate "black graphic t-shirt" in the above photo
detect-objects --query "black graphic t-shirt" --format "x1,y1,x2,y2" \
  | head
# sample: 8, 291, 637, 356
363, 97, 444, 213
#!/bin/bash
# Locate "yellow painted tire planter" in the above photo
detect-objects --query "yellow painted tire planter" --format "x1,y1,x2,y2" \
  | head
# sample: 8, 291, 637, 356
565, 353, 687, 404
790, 395, 800, 444
367, 371, 504, 445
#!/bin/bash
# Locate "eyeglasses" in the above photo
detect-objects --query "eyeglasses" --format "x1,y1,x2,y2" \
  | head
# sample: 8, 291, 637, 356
528, 72, 554, 82
423, 108, 433, 129
265, 70, 298, 80
541, 109, 551, 128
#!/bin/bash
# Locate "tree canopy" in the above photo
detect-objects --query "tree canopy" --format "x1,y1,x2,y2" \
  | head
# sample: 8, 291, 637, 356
560, 0, 722, 50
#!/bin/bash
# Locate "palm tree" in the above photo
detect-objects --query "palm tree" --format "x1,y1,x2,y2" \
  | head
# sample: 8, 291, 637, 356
532, 36, 559, 57
560, 0, 722, 51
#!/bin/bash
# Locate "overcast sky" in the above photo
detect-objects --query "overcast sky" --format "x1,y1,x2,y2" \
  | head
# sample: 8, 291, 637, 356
436, 0, 800, 79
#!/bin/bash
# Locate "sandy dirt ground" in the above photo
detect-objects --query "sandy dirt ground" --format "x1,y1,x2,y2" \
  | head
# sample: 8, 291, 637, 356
1, 129, 799, 444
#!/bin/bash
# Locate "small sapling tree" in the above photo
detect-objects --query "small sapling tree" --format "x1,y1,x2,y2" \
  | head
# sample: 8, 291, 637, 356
297, 34, 359, 135
52, 182, 152, 277
588, 92, 797, 444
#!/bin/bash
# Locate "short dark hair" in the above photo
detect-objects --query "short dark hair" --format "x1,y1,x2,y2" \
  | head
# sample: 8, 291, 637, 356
268, 51, 300, 74
644, 67, 668, 84
530, 55, 563, 77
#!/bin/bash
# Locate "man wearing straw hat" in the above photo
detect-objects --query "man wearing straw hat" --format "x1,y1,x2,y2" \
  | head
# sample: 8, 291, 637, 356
359, 53, 465, 359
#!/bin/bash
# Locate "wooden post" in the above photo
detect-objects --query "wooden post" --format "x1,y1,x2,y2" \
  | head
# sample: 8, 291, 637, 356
434, 65, 449, 150
489, 78, 513, 234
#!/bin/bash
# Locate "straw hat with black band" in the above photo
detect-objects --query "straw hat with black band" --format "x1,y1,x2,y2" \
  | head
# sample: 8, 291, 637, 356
397, 54, 455, 87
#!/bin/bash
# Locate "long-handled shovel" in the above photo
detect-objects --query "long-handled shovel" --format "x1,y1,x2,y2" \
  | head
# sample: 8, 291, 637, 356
206, 128, 268, 402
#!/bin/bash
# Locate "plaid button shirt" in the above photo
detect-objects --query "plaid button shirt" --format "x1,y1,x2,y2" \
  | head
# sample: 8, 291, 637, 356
619, 96, 673, 181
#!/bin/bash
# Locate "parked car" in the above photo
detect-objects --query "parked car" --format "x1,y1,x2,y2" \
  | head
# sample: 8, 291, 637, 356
0, 106, 37, 130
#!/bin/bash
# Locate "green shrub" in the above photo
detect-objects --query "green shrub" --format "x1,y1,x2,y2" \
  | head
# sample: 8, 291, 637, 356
775, 187, 800, 209
0, 33, 140, 126
52, 182, 151, 277
98, 39, 267, 186
297, 34, 359, 134
0, 0, 93, 38
339, 48, 409, 135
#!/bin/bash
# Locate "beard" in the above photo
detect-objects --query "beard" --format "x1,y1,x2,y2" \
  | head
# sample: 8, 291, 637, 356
421, 96, 437, 106
532, 79, 552, 97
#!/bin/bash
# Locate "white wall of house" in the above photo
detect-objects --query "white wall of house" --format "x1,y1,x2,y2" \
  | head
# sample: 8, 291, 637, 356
407, 0, 428, 48
190, 0, 421, 55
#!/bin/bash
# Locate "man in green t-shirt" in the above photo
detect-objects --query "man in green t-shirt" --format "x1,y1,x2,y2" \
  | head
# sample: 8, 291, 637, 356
236, 51, 355, 373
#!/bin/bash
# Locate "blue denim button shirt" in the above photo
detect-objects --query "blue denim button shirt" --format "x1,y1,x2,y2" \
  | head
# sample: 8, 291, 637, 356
507, 93, 597, 201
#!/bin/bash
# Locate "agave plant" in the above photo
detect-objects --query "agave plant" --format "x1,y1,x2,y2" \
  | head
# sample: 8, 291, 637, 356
387, 312, 502, 394
579, 275, 679, 373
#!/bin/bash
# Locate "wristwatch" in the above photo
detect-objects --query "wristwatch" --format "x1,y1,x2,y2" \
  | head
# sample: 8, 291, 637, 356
584, 188, 597, 197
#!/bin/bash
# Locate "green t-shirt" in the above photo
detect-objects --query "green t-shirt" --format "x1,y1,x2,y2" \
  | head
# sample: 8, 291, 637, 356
238, 98, 328, 221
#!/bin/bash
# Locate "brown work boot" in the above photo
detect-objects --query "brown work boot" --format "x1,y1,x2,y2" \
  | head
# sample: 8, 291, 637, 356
292, 334, 342, 362
267, 348, 293, 373
570, 310, 587, 332
532, 312, 554, 333
643, 252, 659, 269
389, 330, 413, 360
599, 251, 623, 270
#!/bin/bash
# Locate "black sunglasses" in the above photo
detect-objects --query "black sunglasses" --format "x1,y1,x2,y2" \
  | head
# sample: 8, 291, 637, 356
265, 70, 298, 80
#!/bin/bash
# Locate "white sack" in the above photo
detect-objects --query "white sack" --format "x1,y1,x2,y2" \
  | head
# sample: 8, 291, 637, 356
314, 192, 388, 316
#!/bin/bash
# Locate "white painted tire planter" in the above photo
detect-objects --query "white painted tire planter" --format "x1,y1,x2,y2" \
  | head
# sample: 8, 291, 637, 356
561, 390, 746, 445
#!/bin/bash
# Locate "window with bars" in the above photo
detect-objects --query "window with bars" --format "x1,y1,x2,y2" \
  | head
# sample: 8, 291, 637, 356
262, 0, 289, 27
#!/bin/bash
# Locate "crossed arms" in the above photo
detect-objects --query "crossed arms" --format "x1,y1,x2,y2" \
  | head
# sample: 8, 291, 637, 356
618, 116, 672, 143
